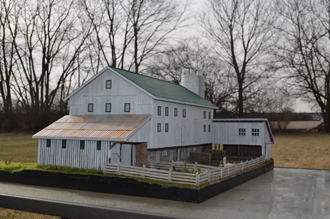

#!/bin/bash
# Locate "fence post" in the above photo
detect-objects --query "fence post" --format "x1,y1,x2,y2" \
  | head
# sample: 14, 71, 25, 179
117, 162, 121, 175
194, 162, 197, 171
241, 161, 243, 172
220, 167, 223, 178
171, 161, 173, 170
168, 168, 172, 182
196, 172, 200, 186
103, 163, 106, 174
142, 165, 145, 179
227, 165, 230, 176
151, 160, 154, 169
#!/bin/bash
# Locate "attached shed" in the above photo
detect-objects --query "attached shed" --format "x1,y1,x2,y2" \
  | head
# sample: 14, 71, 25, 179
212, 119, 274, 161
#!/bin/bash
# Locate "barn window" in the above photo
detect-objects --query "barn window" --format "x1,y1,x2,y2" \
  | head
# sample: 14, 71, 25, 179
106, 80, 112, 89
162, 150, 167, 156
203, 111, 206, 119
208, 125, 211, 132
157, 123, 161, 132
252, 128, 259, 136
239, 128, 246, 136
105, 103, 111, 112
80, 140, 85, 150
124, 103, 130, 112
88, 103, 93, 112
174, 108, 178, 117
203, 124, 206, 132
165, 123, 169, 132
97, 141, 101, 150
165, 107, 169, 116
62, 140, 66, 149
157, 106, 161, 115
208, 112, 211, 119
183, 109, 186, 118
46, 139, 51, 148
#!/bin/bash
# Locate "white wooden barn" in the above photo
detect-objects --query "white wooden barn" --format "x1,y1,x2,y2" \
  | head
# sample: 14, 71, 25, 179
33, 67, 218, 169
212, 119, 274, 161
33, 67, 274, 170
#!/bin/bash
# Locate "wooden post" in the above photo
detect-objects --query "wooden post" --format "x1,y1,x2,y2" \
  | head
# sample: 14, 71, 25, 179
196, 172, 200, 186
103, 163, 106, 174
220, 167, 223, 178
142, 165, 145, 179
151, 160, 154, 169
208, 169, 211, 182
194, 162, 197, 171
117, 162, 121, 175
170, 161, 173, 170
168, 167, 172, 182
241, 161, 243, 172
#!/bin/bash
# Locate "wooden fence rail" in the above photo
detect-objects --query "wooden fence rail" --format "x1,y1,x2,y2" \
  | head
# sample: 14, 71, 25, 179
104, 155, 265, 186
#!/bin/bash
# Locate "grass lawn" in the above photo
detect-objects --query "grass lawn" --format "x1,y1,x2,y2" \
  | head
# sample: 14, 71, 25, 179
272, 134, 330, 169
0, 134, 38, 163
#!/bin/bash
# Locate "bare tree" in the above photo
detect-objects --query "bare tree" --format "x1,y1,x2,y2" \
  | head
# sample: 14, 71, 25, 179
9, 0, 92, 129
146, 38, 235, 109
275, 0, 330, 132
201, 0, 277, 118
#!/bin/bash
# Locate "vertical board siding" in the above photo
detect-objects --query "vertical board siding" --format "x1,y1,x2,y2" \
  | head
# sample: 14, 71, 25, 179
69, 69, 153, 116
37, 139, 111, 170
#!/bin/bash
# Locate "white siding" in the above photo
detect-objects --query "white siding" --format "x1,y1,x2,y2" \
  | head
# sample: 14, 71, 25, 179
68, 69, 153, 115
148, 100, 213, 149
38, 139, 110, 170
213, 122, 264, 146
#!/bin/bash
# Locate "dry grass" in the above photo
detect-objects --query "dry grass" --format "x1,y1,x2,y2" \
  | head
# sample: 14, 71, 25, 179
272, 134, 330, 169
0, 134, 38, 163
285, 121, 323, 130
0, 209, 58, 219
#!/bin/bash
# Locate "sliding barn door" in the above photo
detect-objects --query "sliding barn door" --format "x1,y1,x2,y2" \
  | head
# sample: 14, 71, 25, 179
135, 143, 148, 167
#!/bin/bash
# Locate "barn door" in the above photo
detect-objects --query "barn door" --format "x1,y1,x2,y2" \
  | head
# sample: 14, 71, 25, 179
135, 143, 148, 167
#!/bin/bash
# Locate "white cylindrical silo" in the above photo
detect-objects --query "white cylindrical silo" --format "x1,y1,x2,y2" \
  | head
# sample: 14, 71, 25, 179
181, 69, 205, 98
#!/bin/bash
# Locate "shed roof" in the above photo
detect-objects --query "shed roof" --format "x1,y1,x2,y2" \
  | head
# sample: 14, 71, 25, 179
32, 114, 151, 141
212, 118, 274, 143
64, 66, 217, 109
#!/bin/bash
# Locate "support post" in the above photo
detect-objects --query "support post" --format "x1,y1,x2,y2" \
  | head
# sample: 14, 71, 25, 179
117, 162, 121, 175
194, 162, 197, 171
142, 165, 145, 179
168, 167, 172, 182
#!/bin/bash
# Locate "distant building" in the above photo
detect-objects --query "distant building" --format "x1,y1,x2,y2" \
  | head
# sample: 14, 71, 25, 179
33, 67, 273, 170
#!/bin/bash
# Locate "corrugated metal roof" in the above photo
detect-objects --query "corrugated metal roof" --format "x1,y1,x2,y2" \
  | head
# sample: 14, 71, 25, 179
112, 67, 217, 108
33, 114, 151, 141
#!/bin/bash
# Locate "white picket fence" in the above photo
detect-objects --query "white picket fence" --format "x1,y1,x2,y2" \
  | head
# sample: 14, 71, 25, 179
103, 155, 265, 186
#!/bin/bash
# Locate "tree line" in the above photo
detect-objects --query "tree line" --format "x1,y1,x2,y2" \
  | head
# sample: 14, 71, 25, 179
0, 0, 329, 133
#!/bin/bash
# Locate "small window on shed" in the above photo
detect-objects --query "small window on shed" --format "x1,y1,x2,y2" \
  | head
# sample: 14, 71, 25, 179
203, 124, 206, 132
46, 139, 51, 148
165, 107, 169, 116
203, 111, 206, 119
239, 128, 246, 136
208, 125, 211, 132
105, 103, 111, 112
62, 140, 66, 149
208, 112, 211, 119
252, 128, 259, 136
157, 123, 161, 132
183, 109, 186, 118
88, 103, 94, 112
124, 103, 130, 112
106, 80, 112, 89
165, 123, 169, 132
157, 106, 161, 115
80, 140, 85, 150
174, 108, 178, 117
97, 141, 101, 150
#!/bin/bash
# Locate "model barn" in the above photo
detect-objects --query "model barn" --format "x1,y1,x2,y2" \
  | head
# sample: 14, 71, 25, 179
33, 66, 274, 170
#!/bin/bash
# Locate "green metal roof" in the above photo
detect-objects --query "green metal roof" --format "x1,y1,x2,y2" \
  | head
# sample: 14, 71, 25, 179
111, 67, 217, 108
